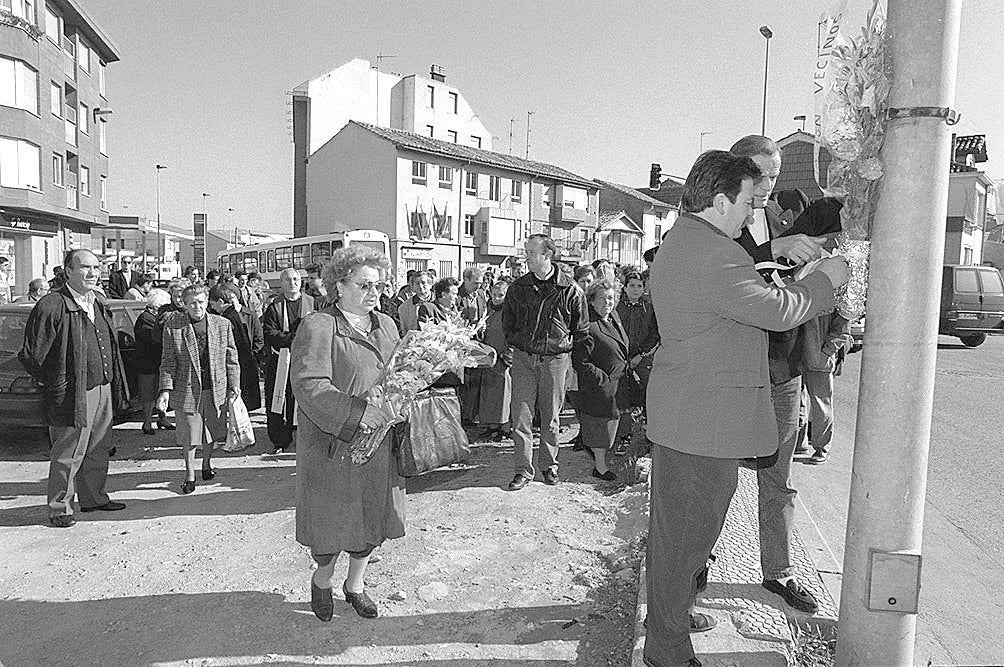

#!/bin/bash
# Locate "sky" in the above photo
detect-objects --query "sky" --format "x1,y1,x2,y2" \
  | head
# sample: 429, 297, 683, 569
84, 0, 1004, 235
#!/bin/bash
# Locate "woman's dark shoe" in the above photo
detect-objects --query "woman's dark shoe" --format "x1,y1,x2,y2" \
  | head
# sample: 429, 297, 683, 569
157, 420, 176, 431
592, 468, 617, 482
201, 467, 215, 481
342, 582, 378, 618
142, 425, 156, 435
180, 480, 196, 495
311, 579, 334, 622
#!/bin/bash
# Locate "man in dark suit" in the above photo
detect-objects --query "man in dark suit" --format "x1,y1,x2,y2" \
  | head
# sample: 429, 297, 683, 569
20, 249, 129, 527
209, 283, 263, 413
730, 135, 830, 615
643, 151, 847, 667
107, 260, 139, 299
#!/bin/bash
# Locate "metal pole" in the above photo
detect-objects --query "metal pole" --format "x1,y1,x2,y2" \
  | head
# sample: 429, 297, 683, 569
525, 111, 533, 160
836, 1, 961, 665
761, 35, 770, 135
155, 164, 166, 279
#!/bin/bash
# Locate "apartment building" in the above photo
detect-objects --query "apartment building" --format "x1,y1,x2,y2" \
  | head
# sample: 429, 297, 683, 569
306, 121, 598, 284
0, 0, 119, 295
292, 58, 492, 238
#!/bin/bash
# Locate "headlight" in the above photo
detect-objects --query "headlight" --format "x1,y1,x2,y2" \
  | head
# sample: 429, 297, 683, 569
9, 376, 44, 394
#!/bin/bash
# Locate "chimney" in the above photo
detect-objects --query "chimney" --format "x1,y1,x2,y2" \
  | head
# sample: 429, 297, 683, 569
430, 64, 446, 82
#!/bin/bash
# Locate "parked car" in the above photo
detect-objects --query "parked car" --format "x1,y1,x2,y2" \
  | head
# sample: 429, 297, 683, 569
939, 265, 1004, 347
0, 299, 146, 426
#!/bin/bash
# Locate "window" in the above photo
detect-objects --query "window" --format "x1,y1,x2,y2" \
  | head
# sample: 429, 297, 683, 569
405, 258, 428, 273
79, 164, 89, 196
51, 151, 63, 186
655, 224, 662, 241
76, 40, 90, 72
511, 179, 522, 203
258, 251, 266, 271
438, 165, 453, 188
98, 119, 106, 154
563, 186, 588, 210
49, 80, 61, 116
310, 241, 331, 265
463, 214, 475, 237
0, 137, 41, 190
426, 85, 434, 108
471, 135, 481, 149
275, 246, 292, 270
489, 175, 501, 202
292, 244, 308, 268
44, 4, 59, 43
979, 269, 1004, 295
411, 160, 427, 185
2, 0, 35, 21
465, 171, 477, 195
0, 58, 38, 115
439, 260, 453, 279
99, 175, 106, 209
448, 91, 458, 114
98, 61, 106, 96
425, 124, 434, 138
542, 184, 552, 207
266, 250, 275, 273
447, 130, 457, 143
78, 102, 88, 134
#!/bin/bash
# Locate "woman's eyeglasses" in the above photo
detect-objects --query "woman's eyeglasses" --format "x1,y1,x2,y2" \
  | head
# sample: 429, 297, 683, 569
349, 280, 389, 294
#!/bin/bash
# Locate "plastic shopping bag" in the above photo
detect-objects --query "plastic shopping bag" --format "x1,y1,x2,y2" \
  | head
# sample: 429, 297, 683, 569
223, 396, 256, 452
395, 387, 469, 477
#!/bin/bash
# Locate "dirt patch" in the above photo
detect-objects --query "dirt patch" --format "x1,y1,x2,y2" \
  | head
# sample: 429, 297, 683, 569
0, 418, 648, 666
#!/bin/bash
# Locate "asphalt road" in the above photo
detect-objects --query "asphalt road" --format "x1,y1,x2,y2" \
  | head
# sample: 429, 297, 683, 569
794, 334, 1004, 666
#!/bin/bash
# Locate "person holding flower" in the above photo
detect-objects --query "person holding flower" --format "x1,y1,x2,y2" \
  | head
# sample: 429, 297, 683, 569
290, 246, 403, 622
572, 278, 629, 481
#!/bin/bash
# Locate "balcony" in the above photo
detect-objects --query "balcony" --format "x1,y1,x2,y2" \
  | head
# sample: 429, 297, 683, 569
64, 118, 76, 146
65, 185, 78, 210
549, 204, 588, 225
476, 207, 522, 257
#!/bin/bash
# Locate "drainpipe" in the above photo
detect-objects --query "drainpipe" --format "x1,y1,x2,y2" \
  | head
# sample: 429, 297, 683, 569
836, 1, 962, 665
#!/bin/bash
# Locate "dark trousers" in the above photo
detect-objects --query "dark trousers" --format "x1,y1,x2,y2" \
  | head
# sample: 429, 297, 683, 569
47, 383, 114, 517
644, 445, 738, 666
758, 376, 801, 580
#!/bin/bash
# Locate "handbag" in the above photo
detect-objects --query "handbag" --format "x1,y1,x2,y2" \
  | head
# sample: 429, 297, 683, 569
223, 396, 256, 452
395, 387, 469, 477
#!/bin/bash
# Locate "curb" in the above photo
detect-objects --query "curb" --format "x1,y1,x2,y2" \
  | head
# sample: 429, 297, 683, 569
631, 467, 838, 667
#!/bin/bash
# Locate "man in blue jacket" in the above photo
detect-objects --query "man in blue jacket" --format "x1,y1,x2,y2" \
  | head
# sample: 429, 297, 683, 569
501, 234, 588, 490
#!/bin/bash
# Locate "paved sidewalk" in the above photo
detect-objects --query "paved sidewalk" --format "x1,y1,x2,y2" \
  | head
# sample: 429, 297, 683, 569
631, 467, 838, 667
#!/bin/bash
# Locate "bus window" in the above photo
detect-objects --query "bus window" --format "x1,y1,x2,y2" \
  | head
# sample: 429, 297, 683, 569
353, 240, 388, 254
267, 250, 275, 273
333, 240, 344, 250
258, 251, 266, 272
243, 252, 258, 273
219, 256, 230, 275
293, 244, 308, 268
311, 242, 331, 265
275, 246, 292, 270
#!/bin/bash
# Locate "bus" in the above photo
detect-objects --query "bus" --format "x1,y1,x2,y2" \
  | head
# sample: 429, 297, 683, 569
216, 230, 390, 284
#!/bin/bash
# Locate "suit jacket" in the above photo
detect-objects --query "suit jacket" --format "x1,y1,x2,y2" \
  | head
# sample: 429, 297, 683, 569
159, 311, 240, 413
220, 306, 263, 411
646, 213, 836, 459
108, 270, 139, 299
572, 308, 629, 419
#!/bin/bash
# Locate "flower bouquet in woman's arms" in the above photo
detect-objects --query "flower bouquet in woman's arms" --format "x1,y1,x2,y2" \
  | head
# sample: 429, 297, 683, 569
337, 314, 496, 466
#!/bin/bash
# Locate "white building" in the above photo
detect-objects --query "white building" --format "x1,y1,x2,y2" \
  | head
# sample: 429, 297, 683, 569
306, 121, 599, 285
291, 58, 493, 238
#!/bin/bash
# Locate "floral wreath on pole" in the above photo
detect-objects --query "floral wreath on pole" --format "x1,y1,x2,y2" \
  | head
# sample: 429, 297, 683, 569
816, 0, 890, 320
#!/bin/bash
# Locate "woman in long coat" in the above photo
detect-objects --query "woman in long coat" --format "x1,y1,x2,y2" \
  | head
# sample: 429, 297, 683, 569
572, 279, 629, 481
290, 247, 403, 623
478, 277, 512, 438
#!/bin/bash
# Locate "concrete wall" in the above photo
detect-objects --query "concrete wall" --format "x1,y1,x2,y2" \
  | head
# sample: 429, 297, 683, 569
395, 75, 492, 149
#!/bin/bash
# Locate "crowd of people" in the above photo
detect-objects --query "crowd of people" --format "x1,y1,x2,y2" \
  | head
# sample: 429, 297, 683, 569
15, 135, 854, 667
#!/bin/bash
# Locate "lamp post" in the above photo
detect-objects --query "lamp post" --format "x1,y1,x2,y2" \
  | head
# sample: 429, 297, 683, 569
155, 164, 167, 279
759, 25, 773, 136
200, 193, 211, 276
699, 130, 713, 153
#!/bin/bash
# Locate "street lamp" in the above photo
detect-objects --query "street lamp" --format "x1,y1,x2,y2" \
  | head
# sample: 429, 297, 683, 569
759, 25, 773, 136
699, 130, 713, 153
155, 164, 167, 278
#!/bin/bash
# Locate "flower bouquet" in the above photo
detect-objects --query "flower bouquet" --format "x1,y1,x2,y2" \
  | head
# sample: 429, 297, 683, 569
336, 314, 496, 466
815, 0, 890, 320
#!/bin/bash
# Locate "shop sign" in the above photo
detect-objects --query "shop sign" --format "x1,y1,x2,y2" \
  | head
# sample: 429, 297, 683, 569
2, 216, 58, 235
401, 247, 433, 260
